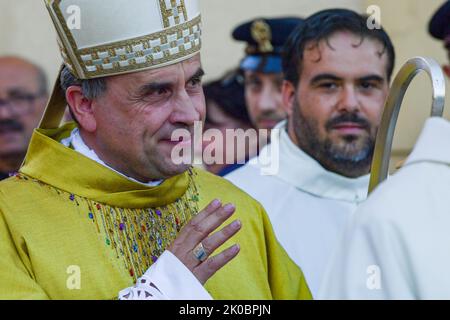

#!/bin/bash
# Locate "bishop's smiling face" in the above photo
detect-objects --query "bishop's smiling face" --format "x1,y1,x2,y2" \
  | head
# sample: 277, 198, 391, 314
69, 54, 206, 182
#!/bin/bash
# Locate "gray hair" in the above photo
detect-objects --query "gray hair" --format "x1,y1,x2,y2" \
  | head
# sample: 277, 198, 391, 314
36, 65, 48, 95
60, 65, 107, 100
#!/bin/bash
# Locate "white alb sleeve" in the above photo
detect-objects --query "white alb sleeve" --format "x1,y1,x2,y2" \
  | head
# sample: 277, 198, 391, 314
118, 250, 213, 300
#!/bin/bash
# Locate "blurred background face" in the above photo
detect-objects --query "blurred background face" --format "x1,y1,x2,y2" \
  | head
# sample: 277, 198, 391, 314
82, 55, 205, 181
203, 99, 253, 174
244, 71, 286, 130
0, 57, 47, 168
286, 31, 390, 178
204, 100, 248, 132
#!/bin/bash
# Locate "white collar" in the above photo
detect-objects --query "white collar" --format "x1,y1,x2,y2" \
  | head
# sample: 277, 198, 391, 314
405, 117, 450, 167
61, 128, 163, 187
257, 121, 370, 203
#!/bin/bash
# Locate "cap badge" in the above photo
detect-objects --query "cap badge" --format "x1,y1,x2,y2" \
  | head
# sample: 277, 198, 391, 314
251, 20, 274, 53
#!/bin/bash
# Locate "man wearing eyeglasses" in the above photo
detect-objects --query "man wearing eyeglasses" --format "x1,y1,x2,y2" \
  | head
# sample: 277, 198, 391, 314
0, 56, 48, 180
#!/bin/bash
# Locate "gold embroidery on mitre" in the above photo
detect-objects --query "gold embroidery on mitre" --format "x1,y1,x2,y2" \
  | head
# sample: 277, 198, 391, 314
49, 0, 201, 79
251, 20, 274, 53
159, 0, 188, 28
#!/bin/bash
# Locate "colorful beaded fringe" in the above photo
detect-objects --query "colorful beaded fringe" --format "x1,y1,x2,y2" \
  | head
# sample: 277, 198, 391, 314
14, 168, 200, 282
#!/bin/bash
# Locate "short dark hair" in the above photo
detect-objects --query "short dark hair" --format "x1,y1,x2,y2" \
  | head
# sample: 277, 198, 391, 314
60, 65, 107, 123
203, 69, 251, 124
60, 65, 107, 100
282, 8, 396, 85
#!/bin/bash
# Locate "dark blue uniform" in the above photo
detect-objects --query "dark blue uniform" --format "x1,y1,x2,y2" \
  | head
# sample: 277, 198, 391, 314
429, 1, 450, 42
232, 17, 303, 73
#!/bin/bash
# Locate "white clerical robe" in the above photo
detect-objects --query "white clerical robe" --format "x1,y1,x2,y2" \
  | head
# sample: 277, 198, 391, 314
226, 121, 370, 297
319, 117, 450, 300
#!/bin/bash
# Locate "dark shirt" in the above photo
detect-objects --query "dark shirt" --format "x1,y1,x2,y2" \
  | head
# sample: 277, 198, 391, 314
218, 163, 246, 177
0, 172, 9, 181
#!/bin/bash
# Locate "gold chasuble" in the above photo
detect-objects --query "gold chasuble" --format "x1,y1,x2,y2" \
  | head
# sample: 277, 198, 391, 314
0, 124, 312, 300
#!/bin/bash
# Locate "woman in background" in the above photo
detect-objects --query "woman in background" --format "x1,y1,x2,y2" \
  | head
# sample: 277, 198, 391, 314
202, 69, 257, 176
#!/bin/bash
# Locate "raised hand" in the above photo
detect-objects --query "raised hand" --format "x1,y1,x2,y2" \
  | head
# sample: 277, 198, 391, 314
168, 199, 241, 284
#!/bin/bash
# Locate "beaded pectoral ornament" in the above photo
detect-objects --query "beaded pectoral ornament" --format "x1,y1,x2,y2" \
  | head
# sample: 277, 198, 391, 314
15, 168, 200, 282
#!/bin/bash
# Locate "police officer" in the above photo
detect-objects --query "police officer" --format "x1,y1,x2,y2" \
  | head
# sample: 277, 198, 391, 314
232, 17, 303, 132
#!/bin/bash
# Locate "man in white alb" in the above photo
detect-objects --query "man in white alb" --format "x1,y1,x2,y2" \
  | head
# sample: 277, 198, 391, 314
319, 1, 450, 300
227, 8, 396, 297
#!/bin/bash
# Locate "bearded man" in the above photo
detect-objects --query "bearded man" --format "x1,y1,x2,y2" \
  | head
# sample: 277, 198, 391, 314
227, 8, 395, 297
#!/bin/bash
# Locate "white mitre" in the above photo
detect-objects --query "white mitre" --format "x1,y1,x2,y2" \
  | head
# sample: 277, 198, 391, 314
40, 0, 202, 129
45, 0, 201, 79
